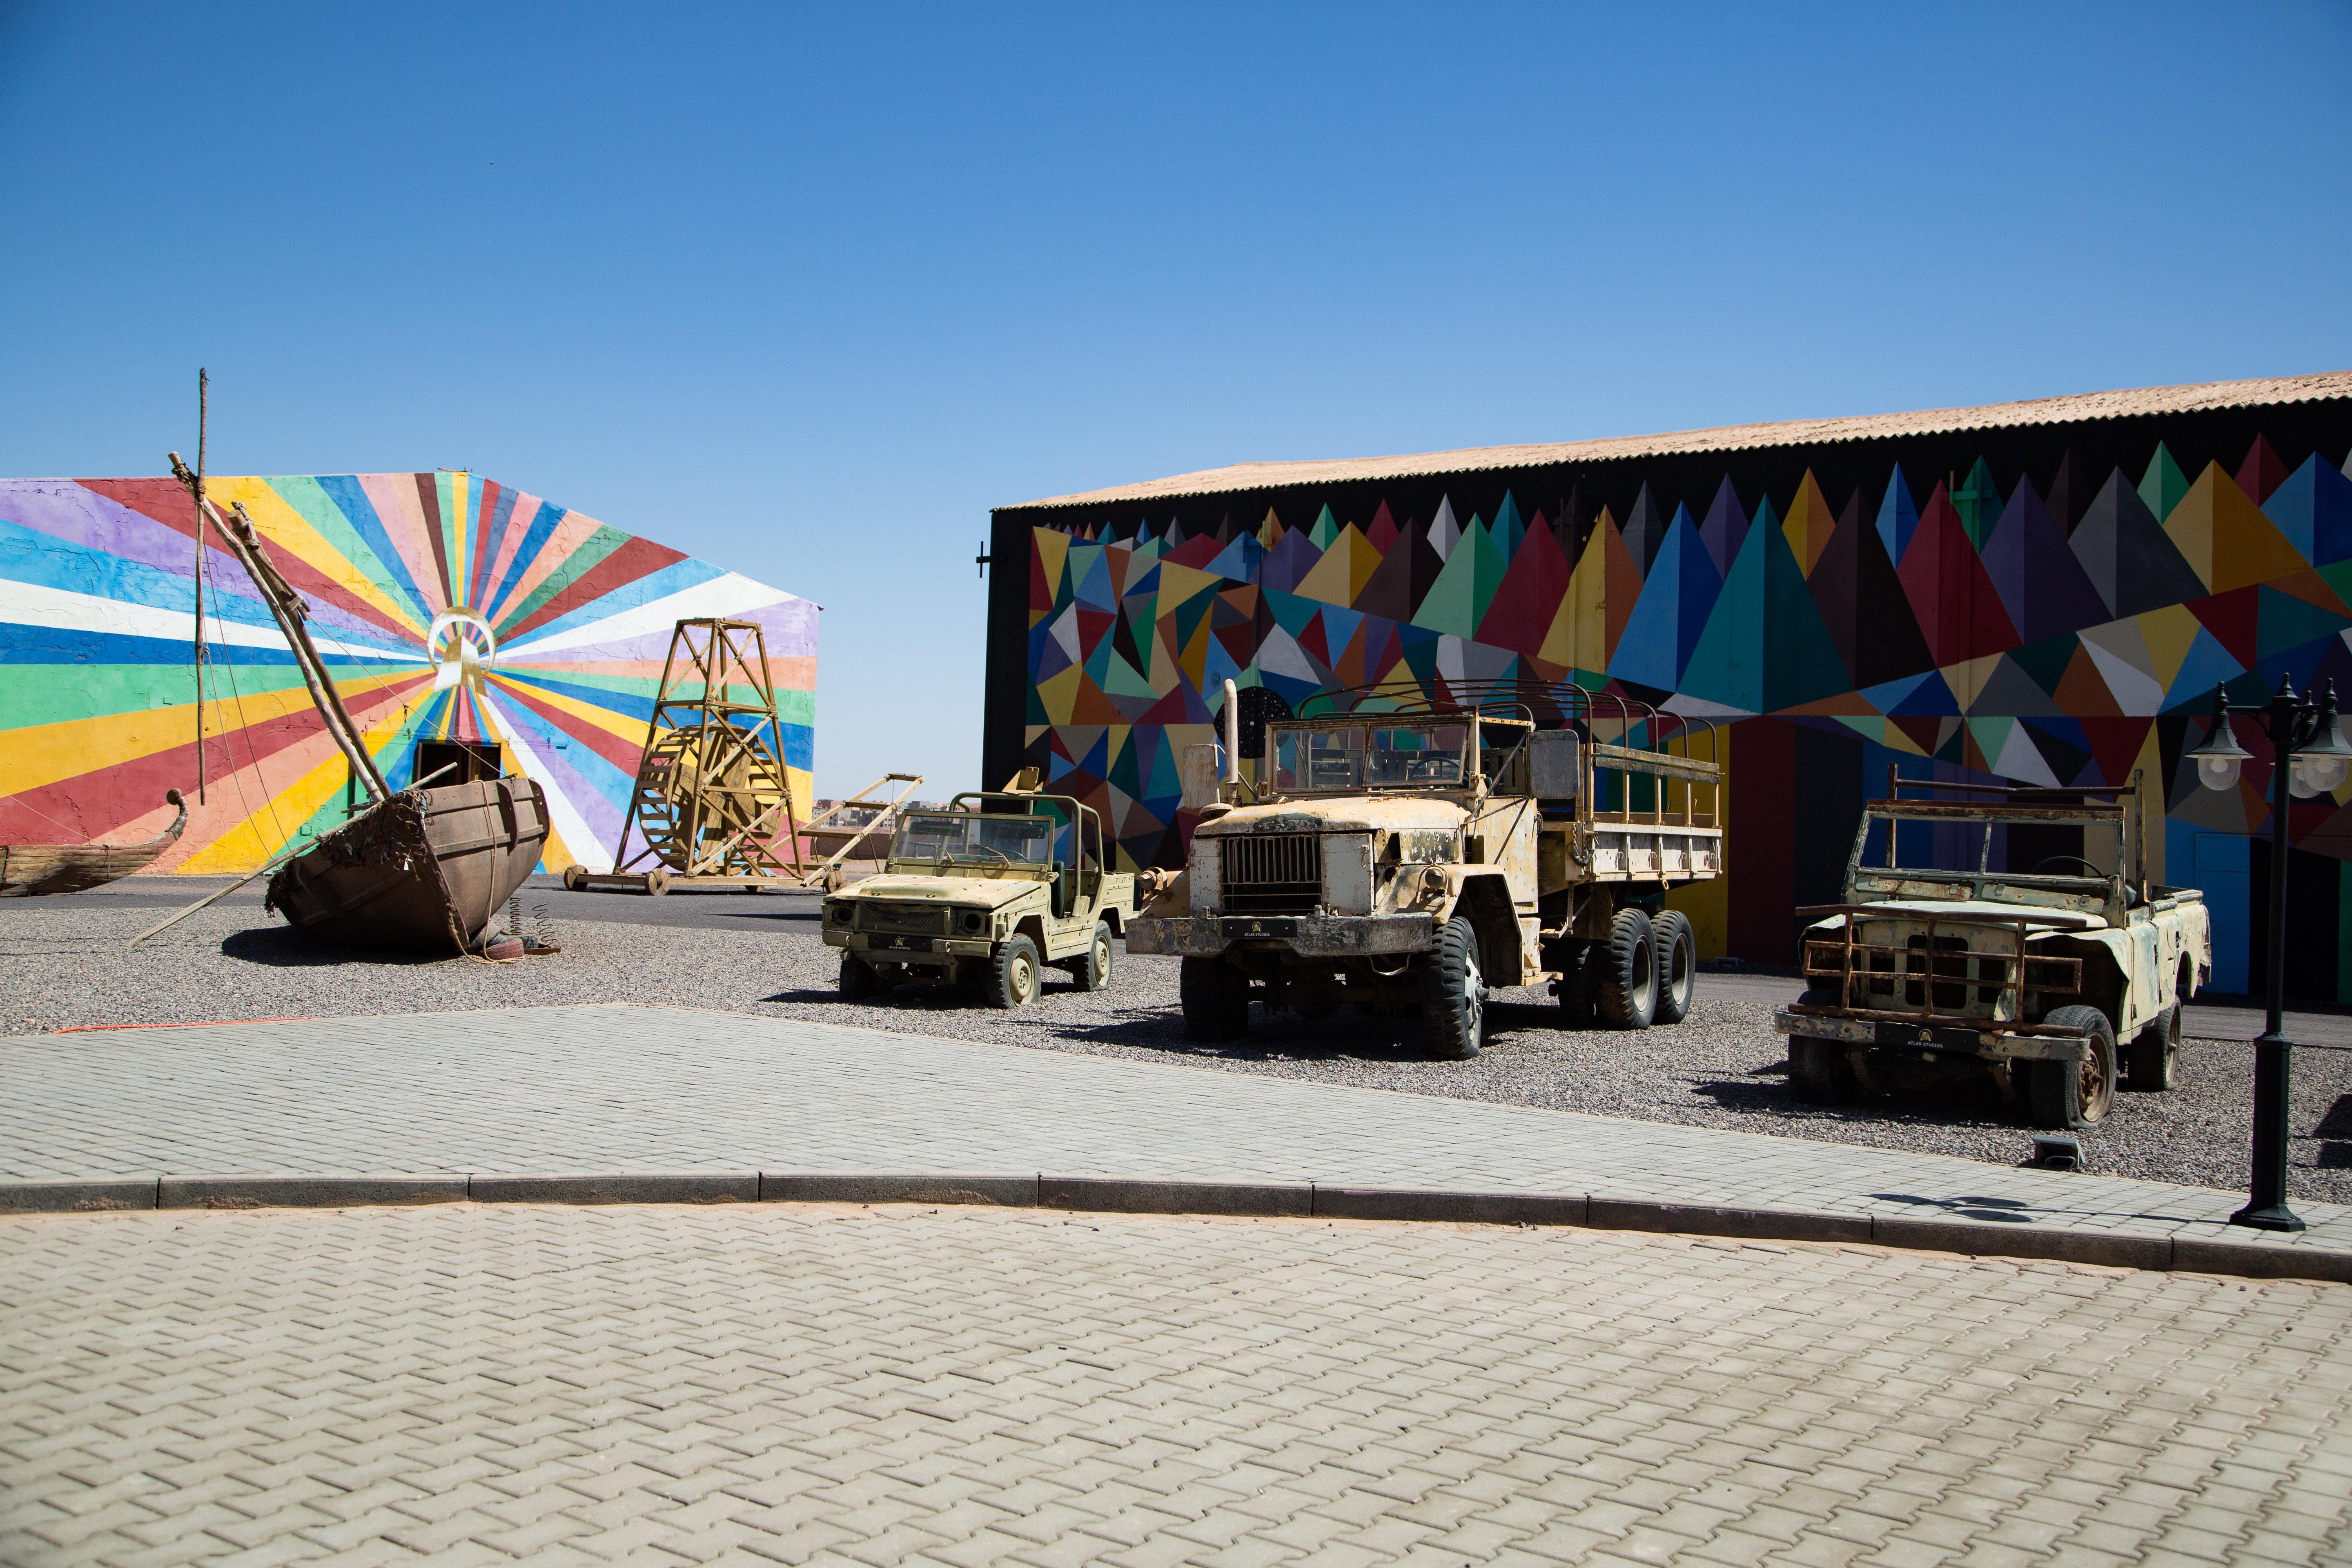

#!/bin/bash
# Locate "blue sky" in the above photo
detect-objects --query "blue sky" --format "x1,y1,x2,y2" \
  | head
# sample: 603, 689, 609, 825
4, 1, 2348, 796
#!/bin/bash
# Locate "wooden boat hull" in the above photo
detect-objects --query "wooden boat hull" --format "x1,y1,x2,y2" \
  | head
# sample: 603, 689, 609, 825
266, 778, 550, 952
0, 790, 187, 897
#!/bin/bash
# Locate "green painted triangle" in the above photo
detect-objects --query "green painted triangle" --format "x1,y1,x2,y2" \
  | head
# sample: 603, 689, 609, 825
2140, 443, 2190, 522
1410, 531, 1480, 637
1761, 498, 1849, 709
1680, 503, 1768, 713
2007, 635, 2078, 696
1955, 458, 2002, 549
1266, 588, 1322, 640
1835, 716, 1887, 744
1107, 727, 1143, 802
1097, 647, 1158, 699
2255, 585, 2351, 658
1308, 506, 1340, 550
1470, 515, 1509, 629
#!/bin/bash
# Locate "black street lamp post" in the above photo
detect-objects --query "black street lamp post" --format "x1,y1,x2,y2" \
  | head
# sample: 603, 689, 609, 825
2184, 675, 2352, 1233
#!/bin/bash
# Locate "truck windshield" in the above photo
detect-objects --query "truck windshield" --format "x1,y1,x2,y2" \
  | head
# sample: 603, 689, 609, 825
1272, 724, 1467, 791
893, 813, 1052, 865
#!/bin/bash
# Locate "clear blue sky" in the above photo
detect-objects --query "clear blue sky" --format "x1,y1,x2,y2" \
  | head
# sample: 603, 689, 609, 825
4, 2, 2348, 797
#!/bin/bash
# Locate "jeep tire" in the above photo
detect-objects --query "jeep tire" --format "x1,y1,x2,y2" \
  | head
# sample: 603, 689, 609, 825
1596, 908, 1657, 1029
1786, 988, 1859, 1103
1180, 956, 1251, 1041
1069, 921, 1114, 993
987, 935, 1042, 1009
1652, 909, 1696, 1025
838, 949, 878, 1000
2028, 1005, 2116, 1129
2124, 1001, 2180, 1091
1421, 915, 1485, 1060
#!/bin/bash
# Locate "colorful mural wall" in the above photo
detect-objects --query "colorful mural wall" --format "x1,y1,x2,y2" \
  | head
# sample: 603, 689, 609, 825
987, 391, 2352, 997
0, 473, 815, 876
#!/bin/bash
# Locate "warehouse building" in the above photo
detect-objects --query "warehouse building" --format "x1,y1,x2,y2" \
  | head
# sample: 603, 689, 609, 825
984, 372, 2352, 994
0, 472, 815, 876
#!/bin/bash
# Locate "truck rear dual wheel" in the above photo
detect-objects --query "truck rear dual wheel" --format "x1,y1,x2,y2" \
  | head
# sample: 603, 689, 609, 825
1652, 910, 1696, 1025
1596, 909, 1658, 1029
1180, 956, 1251, 1041
2027, 1006, 2116, 1129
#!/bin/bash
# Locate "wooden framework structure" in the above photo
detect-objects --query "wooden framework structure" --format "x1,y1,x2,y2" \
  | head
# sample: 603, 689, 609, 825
572, 619, 806, 894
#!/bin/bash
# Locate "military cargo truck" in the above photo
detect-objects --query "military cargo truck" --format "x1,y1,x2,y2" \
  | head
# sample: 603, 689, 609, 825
1774, 770, 2210, 1129
1127, 679, 1725, 1056
823, 790, 1137, 1008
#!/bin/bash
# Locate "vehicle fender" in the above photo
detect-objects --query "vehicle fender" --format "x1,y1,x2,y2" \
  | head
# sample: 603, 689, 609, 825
1011, 913, 1051, 954
2041, 933, 2132, 1035
1450, 874, 1521, 979
1143, 868, 1190, 919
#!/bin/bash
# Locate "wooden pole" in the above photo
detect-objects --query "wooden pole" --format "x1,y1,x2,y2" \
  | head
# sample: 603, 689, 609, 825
193, 369, 207, 804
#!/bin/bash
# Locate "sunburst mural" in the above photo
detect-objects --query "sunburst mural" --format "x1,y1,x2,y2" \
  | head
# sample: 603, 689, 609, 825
0, 472, 815, 876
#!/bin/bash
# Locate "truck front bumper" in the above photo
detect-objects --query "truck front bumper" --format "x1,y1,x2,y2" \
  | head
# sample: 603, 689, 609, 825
1773, 1008, 2088, 1063
1126, 913, 1436, 958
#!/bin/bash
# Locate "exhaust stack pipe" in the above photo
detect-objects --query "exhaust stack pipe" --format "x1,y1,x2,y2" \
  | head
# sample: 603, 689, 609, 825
1222, 678, 1242, 802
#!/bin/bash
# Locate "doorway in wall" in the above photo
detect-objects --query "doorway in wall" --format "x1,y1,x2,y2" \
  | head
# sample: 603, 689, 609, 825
414, 740, 504, 787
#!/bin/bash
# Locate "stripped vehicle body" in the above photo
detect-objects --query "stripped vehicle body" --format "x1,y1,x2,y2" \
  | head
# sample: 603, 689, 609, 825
821, 788, 1138, 1008
1127, 678, 1724, 1057
1773, 770, 2211, 1129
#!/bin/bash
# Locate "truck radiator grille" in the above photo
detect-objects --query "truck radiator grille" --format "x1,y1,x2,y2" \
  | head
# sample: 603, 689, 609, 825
858, 903, 947, 935
1220, 834, 1322, 915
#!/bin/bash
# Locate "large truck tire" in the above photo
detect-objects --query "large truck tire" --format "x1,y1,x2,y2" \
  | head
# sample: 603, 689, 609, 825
1421, 916, 1485, 1060
1069, 921, 1114, 992
987, 935, 1043, 1009
1652, 910, 1696, 1025
2027, 1005, 2116, 1129
1786, 988, 1857, 1102
2124, 1002, 2180, 1091
1180, 956, 1251, 1041
1595, 908, 1657, 1029
1554, 939, 1596, 1028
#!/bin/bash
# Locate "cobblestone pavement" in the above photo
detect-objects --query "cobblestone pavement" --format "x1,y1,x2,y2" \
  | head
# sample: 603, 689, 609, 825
3, 1006, 2347, 1255
11, 891, 2350, 1203
3, 1203, 2347, 1567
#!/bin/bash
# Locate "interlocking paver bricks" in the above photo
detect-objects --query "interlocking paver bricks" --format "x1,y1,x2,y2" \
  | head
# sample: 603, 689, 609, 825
3, 1005, 2348, 1263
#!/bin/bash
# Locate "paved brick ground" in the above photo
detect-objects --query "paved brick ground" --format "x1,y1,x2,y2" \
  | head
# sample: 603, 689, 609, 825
3, 1203, 2346, 1567
3, 1006, 2347, 1255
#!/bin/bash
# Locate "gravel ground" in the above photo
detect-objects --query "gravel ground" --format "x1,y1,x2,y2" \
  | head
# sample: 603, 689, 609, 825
5, 892, 2347, 1203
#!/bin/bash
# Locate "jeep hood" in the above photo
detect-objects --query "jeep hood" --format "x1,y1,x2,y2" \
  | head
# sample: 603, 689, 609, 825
846, 875, 1040, 909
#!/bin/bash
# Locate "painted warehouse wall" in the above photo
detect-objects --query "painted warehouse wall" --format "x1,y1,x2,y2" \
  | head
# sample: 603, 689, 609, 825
0, 472, 815, 876
984, 375, 2352, 998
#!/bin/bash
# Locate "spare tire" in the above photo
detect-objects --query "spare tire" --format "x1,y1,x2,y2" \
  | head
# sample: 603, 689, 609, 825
1652, 909, 1696, 1025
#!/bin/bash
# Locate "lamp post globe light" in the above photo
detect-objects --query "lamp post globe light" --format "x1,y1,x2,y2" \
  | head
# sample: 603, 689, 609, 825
2183, 676, 2352, 1232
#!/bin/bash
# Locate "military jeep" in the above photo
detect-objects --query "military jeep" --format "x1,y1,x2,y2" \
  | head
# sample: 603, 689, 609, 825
1774, 769, 2211, 1130
822, 790, 1138, 1008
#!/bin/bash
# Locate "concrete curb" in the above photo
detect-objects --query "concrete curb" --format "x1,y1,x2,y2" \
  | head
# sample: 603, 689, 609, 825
4, 1172, 2345, 1284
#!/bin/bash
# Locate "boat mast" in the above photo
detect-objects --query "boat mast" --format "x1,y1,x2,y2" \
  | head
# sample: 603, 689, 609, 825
169, 452, 393, 806
192, 369, 207, 805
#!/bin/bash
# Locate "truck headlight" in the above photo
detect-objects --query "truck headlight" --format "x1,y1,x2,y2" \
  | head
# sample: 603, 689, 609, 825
826, 903, 850, 926
960, 911, 984, 934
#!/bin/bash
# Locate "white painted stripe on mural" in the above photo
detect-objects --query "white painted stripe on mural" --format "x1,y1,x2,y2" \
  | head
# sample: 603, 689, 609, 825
478, 689, 615, 874
502, 573, 792, 659
0, 577, 420, 662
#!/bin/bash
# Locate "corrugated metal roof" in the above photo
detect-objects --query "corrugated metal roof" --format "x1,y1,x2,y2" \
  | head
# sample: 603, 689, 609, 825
1001, 370, 2352, 512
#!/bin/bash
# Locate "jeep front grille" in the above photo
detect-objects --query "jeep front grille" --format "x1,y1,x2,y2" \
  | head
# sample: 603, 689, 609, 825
1219, 833, 1322, 915
858, 903, 947, 935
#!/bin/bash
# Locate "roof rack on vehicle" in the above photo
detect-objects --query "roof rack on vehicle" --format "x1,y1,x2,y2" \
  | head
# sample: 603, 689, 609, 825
1295, 675, 1721, 760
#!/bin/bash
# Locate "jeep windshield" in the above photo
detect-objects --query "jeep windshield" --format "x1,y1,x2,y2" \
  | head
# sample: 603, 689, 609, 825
1270, 723, 1468, 792
892, 813, 1053, 866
